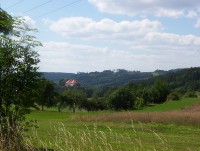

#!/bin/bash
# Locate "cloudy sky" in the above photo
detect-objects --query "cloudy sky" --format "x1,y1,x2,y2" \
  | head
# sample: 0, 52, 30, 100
1, 0, 200, 73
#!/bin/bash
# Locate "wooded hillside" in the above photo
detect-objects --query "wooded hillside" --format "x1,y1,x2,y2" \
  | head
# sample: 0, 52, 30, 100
43, 69, 153, 87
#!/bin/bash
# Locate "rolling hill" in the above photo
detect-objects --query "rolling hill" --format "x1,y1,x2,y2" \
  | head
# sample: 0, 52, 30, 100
43, 67, 200, 91
43, 69, 153, 87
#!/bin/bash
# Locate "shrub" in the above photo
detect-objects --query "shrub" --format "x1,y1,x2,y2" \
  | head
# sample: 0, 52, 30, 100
167, 92, 181, 101
134, 97, 144, 109
83, 96, 109, 111
109, 87, 135, 110
185, 91, 198, 98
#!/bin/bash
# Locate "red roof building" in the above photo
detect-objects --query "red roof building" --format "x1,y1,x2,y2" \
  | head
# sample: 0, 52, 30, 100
65, 79, 78, 87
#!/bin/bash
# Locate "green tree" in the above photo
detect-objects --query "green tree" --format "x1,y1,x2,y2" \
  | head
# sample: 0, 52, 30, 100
37, 78, 56, 110
55, 93, 66, 112
0, 13, 41, 150
150, 80, 170, 103
62, 89, 87, 113
141, 88, 152, 105
184, 91, 198, 98
167, 91, 180, 101
82, 95, 108, 111
59, 78, 66, 87
109, 87, 135, 110
0, 9, 13, 35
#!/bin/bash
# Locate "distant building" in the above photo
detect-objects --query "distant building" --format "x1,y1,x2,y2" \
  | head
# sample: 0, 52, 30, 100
65, 79, 78, 87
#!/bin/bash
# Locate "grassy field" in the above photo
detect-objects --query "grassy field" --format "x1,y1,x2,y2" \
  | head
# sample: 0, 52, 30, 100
26, 98, 200, 151
140, 98, 200, 112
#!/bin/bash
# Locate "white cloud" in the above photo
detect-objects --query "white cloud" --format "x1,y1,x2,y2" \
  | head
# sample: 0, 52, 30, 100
155, 9, 184, 18
195, 19, 200, 28
22, 16, 36, 27
48, 17, 200, 47
37, 41, 200, 73
187, 11, 197, 18
144, 32, 200, 46
49, 17, 162, 40
88, 0, 200, 17
38, 41, 110, 72
40, 17, 200, 72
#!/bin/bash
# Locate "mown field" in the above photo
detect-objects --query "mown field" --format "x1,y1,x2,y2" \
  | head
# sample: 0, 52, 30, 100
26, 98, 200, 151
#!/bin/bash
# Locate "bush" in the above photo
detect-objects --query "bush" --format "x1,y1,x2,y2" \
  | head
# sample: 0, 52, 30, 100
83, 97, 109, 111
150, 80, 170, 103
109, 87, 135, 110
184, 91, 198, 98
134, 97, 144, 109
167, 92, 181, 101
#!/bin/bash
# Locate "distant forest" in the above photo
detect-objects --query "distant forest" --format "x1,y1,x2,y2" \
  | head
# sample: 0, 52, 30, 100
43, 68, 185, 87
43, 67, 200, 97
43, 69, 156, 87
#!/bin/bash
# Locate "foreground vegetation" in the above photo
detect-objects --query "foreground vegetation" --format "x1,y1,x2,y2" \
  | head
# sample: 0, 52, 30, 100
0, 9, 42, 151
24, 98, 200, 151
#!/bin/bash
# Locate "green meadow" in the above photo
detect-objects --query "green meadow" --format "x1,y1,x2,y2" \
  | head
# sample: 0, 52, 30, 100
26, 98, 200, 151
140, 98, 200, 112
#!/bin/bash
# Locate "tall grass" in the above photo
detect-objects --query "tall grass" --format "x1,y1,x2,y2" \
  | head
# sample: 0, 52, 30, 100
76, 101, 200, 126
0, 123, 32, 151
76, 111, 200, 126
26, 122, 173, 151
22, 99, 200, 151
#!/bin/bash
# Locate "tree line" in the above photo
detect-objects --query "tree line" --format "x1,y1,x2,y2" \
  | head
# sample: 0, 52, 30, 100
37, 67, 200, 112
37, 78, 170, 112
43, 69, 153, 87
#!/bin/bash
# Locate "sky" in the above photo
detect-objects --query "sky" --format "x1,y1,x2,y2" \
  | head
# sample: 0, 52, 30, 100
1, 0, 200, 73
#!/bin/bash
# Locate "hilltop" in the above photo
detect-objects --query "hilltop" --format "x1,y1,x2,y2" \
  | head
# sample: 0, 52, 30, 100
139, 67, 200, 92
42, 67, 200, 90
43, 69, 153, 87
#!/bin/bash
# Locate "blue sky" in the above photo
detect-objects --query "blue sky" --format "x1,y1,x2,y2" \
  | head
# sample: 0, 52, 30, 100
1, 0, 200, 73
